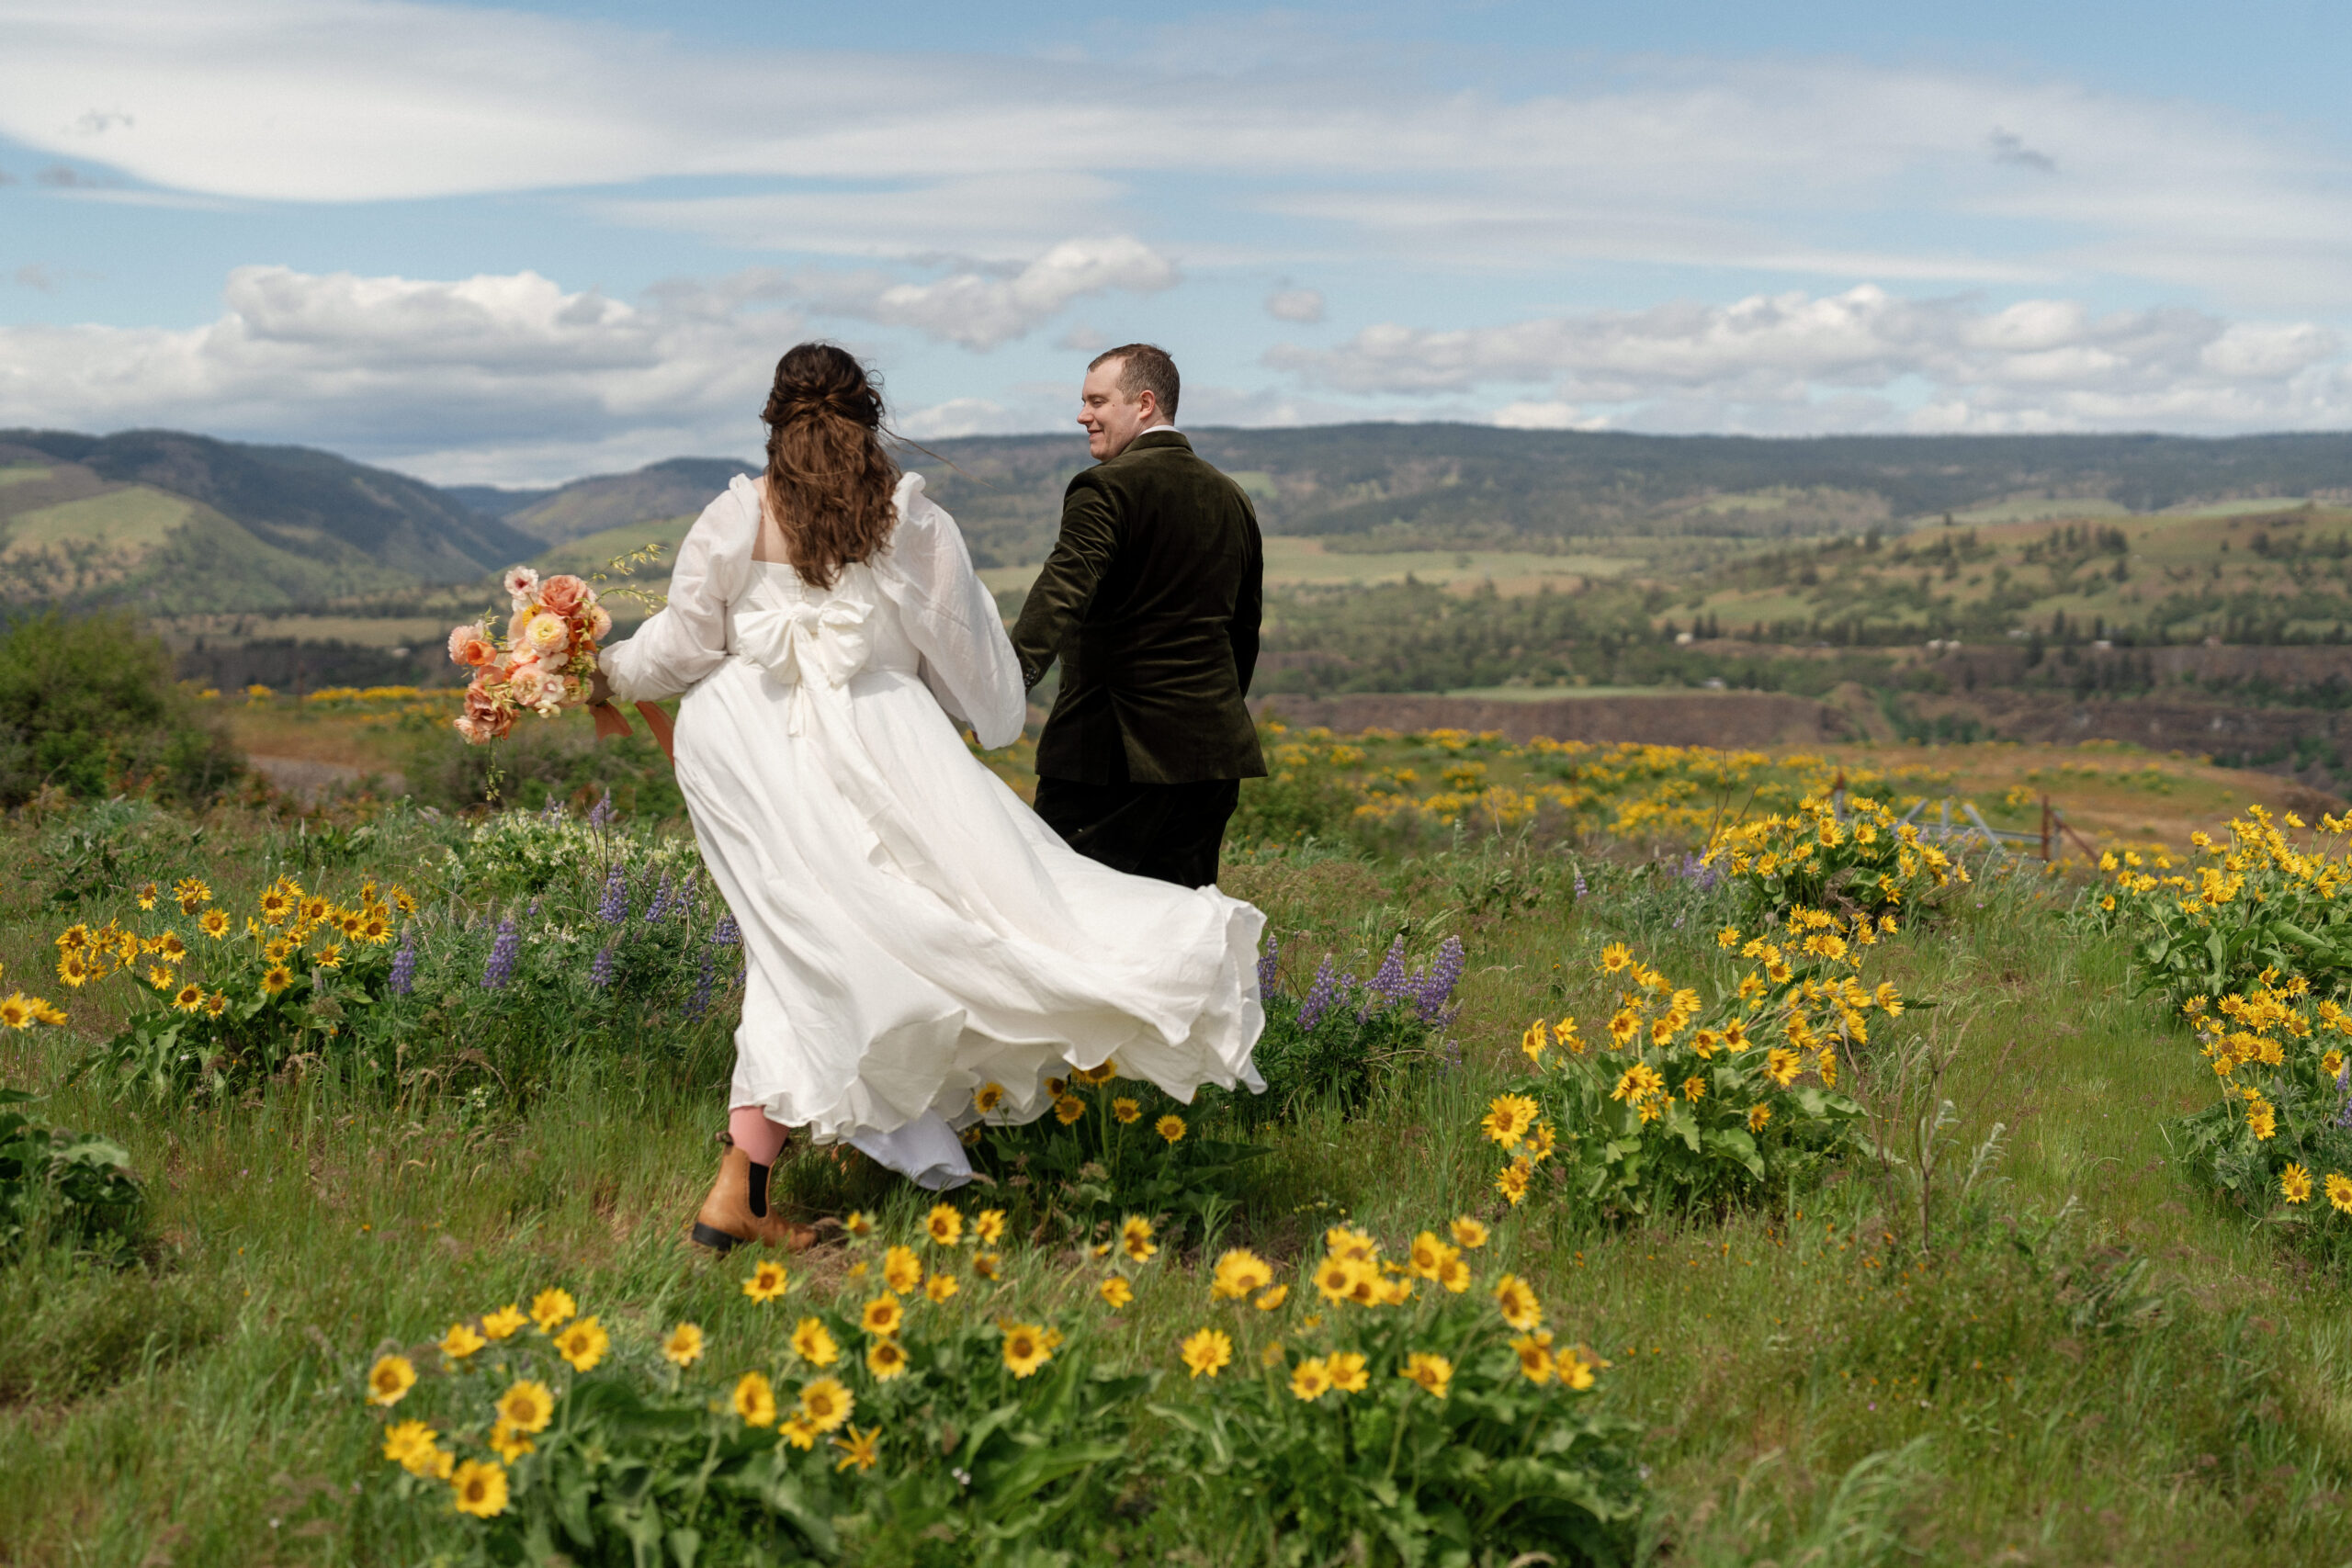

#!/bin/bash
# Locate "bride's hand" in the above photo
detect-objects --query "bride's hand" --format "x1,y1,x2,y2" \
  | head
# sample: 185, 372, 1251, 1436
587, 669, 614, 706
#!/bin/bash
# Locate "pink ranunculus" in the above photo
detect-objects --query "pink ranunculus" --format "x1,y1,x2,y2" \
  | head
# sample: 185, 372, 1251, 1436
507, 665, 549, 708
503, 566, 541, 605
447, 620, 488, 666
522, 611, 570, 660
539, 574, 588, 615
506, 607, 531, 645
588, 604, 613, 639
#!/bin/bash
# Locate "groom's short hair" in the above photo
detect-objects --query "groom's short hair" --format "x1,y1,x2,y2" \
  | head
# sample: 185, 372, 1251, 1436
1089, 343, 1180, 421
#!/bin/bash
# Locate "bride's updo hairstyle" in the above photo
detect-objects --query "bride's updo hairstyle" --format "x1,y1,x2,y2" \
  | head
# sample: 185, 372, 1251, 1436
760, 342, 901, 591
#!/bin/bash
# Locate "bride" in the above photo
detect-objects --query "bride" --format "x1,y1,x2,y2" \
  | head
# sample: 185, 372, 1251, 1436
592, 343, 1266, 1251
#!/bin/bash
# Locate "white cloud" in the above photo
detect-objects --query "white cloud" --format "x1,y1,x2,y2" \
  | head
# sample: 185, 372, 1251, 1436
894, 398, 1039, 440
9, 3, 2352, 305
1265, 288, 1325, 324
849, 237, 1176, 351
1268, 286, 2352, 434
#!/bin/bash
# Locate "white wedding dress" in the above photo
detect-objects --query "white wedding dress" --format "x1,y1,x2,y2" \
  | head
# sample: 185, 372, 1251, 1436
601, 473, 1266, 1189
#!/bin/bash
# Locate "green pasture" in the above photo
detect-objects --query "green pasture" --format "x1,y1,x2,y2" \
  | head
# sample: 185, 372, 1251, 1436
0, 465, 53, 490
2, 486, 193, 558
3, 790, 2348, 1565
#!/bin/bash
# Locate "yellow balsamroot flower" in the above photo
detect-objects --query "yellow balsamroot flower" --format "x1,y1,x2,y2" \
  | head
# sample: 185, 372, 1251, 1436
2280, 1164, 2313, 1203
1716, 926, 1742, 950
2246, 1100, 2278, 1140
382, 1419, 443, 1473
1255, 1284, 1289, 1311
882, 1246, 923, 1294
1610, 1064, 1663, 1106
482, 1304, 528, 1340
1481, 1094, 1538, 1149
1600, 942, 1632, 974
260, 964, 293, 996
972, 1251, 1001, 1280
1407, 1232, 1453, 1280
170, 982, 204, 1013
1558, 1346, 1600, 1392
1325, 1226, 1377, 1262
1072, 1061, 1117, 1086
259, 888, 292, 924
1496, 1159, 1532, 1206
1493, 1273, 1543, 1332
530, 1288, 577, 1334
1317, 1350, 1367, 1394
0, 993, 40, 1030
925, 1272, 959, 1304
300, 896, 331, 927
366, 1354, 417, 1406
1435, 1255, 1472, 1293
842, 1211, 874, 1238
1511, 1330, 1556, 1384
1683, 1076, 1707, 1103
1155, 1113, 1187, 1145
924, 1204, 964, 1247
145, 964, 175, 990
1180, 1326, 1234, 1379
1112, 1097, 1142, 1124
438, 1322, 487, 1359
733, 1371, 777, 1427
743, 1261, 790, 1303
314, 943, 343, 971
2328, 1173, 2352, 1215
136, 882, 158, 910
1001, 1321, 1055, 1379
1606, 1010, 1639, 1048
865, 1337, 909, 1381
1399, 1351, 1453, 1399
357, 912, 392, 944
1763, 1048, 1804, 1089
791, 1317, 841, 1367
860, 1296, 905, 1337
154, 931, 188, 963
175, 876, 212, 913
1053, 1094, 1086, 1125
972, 1082, 1005, 1115
198, 909, 231, 940
973, 1208, 1006, 1244
1120, 1215, 1158, 1263
831, 1424, 881, 1473
1748, 1103, 1773, 1134
488, 1420, 534, 1462
1290, 1357, 1333, 1401
1100, 1276, 1134, 1309
662, 1323, 705, 1367
780, 1415, 820, 1450
1211, 1247, 1275, 1300
1260, 1339, 1287, 1369
554, 1316, 609, 1371
1450, 1216, 1488, 1250
1312, 1255, 1359, 1303
1520, 1020, 1549, 1064
797, 1376, 854, 1433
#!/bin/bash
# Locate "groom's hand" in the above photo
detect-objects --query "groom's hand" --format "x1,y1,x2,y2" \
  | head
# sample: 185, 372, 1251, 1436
587, 669, 615, 706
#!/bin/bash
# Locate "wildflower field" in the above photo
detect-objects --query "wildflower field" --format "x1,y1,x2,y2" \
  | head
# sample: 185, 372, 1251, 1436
5, 723, 2352, 1567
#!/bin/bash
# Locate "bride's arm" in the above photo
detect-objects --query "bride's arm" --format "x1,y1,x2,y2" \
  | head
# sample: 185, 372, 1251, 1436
598, 490, 741, 704
888, 480, 1027, 750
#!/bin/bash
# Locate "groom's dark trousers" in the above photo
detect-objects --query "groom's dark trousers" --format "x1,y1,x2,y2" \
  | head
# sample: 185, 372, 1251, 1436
1012, 429, 1265, 888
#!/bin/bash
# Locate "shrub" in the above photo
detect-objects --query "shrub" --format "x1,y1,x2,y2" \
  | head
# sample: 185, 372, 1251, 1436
357, 1213, 1151, 1565
1151, 1222, 1644, 1565
0, 611, 242, 808
0, 1089, 142, 1253
2174, 977, 2352, 1261
1487, 912, 1895, 1219
1705, 792, 1965, 922
2092, 807, 2352, 1008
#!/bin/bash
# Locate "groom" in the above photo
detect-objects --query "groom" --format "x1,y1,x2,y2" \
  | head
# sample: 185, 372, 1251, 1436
1012, 344, 1266, 886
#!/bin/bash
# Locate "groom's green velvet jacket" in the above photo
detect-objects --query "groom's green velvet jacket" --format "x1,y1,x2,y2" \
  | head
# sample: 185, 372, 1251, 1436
1011, 430, 1267, 784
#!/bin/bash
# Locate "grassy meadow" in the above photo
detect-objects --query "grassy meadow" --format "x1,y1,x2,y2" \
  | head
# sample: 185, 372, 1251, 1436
4, 721, 2351, 1566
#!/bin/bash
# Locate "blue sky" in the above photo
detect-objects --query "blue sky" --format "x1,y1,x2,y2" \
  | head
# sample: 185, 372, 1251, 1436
4, 0, 2351, 483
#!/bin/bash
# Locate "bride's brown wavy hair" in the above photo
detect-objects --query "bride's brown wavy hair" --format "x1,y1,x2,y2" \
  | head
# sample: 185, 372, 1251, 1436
760, 343, 900, 591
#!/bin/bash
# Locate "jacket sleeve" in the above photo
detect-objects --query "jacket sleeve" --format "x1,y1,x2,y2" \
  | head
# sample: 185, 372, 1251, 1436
884, 480, 1028, 750
1010, 471, 1122, 690
597, 489, 741, 704
1231, 503, 1263, 697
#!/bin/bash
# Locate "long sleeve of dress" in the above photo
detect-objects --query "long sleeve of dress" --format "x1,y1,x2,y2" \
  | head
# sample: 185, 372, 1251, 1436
883, 481, 1028, 750
599, 487, 744, 705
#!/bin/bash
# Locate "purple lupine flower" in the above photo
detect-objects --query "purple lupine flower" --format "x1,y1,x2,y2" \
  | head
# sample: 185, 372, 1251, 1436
1257, 933, 1279, 998
388, 928, 418, 996
1295, 956, 1340, 1033
1368, 938, 1410, 1002
481, 915, 520, 989
541, 795, 564, 820
1414, 936, 1465, 1023
645, 872, 673, 923
587, 792, 615, 828
596, 863, 628, 924
684, 947, 717, 1020
2337, 1064, 2352, 1129
589, 942, 616, 990
711, 914, 741, 948
1573, 870, 1588, 899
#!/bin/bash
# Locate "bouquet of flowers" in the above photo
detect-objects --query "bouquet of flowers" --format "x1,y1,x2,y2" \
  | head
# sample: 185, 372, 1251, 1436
447, 568, 613, 744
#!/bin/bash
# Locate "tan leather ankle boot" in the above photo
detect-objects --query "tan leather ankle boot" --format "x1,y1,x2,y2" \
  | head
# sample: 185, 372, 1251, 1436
689, 1143, 814, 1253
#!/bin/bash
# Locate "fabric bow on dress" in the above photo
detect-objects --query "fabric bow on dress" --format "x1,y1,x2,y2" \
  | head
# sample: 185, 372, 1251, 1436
735, 596, 875, 734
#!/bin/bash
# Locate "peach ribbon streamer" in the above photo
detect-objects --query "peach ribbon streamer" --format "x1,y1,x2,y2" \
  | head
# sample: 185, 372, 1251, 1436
590, 701, 675, 761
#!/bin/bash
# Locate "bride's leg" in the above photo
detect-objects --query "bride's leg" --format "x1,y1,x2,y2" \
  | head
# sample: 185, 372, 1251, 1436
729, 1105, 790, 1167
691, 1105, 810, 1254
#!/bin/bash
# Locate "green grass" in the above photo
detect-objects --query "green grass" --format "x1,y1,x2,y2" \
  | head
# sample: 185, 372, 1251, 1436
0, 466, 52, 490
2, 809, 2348, 1565
2, 486, 193, 558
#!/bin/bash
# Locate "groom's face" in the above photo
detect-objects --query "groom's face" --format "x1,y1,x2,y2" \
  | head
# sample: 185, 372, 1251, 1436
1078, 360, 1159, 460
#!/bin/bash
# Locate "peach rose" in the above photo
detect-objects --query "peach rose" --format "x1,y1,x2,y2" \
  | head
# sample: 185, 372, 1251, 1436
447, 620, 488, 666
539, 574, 588, 615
